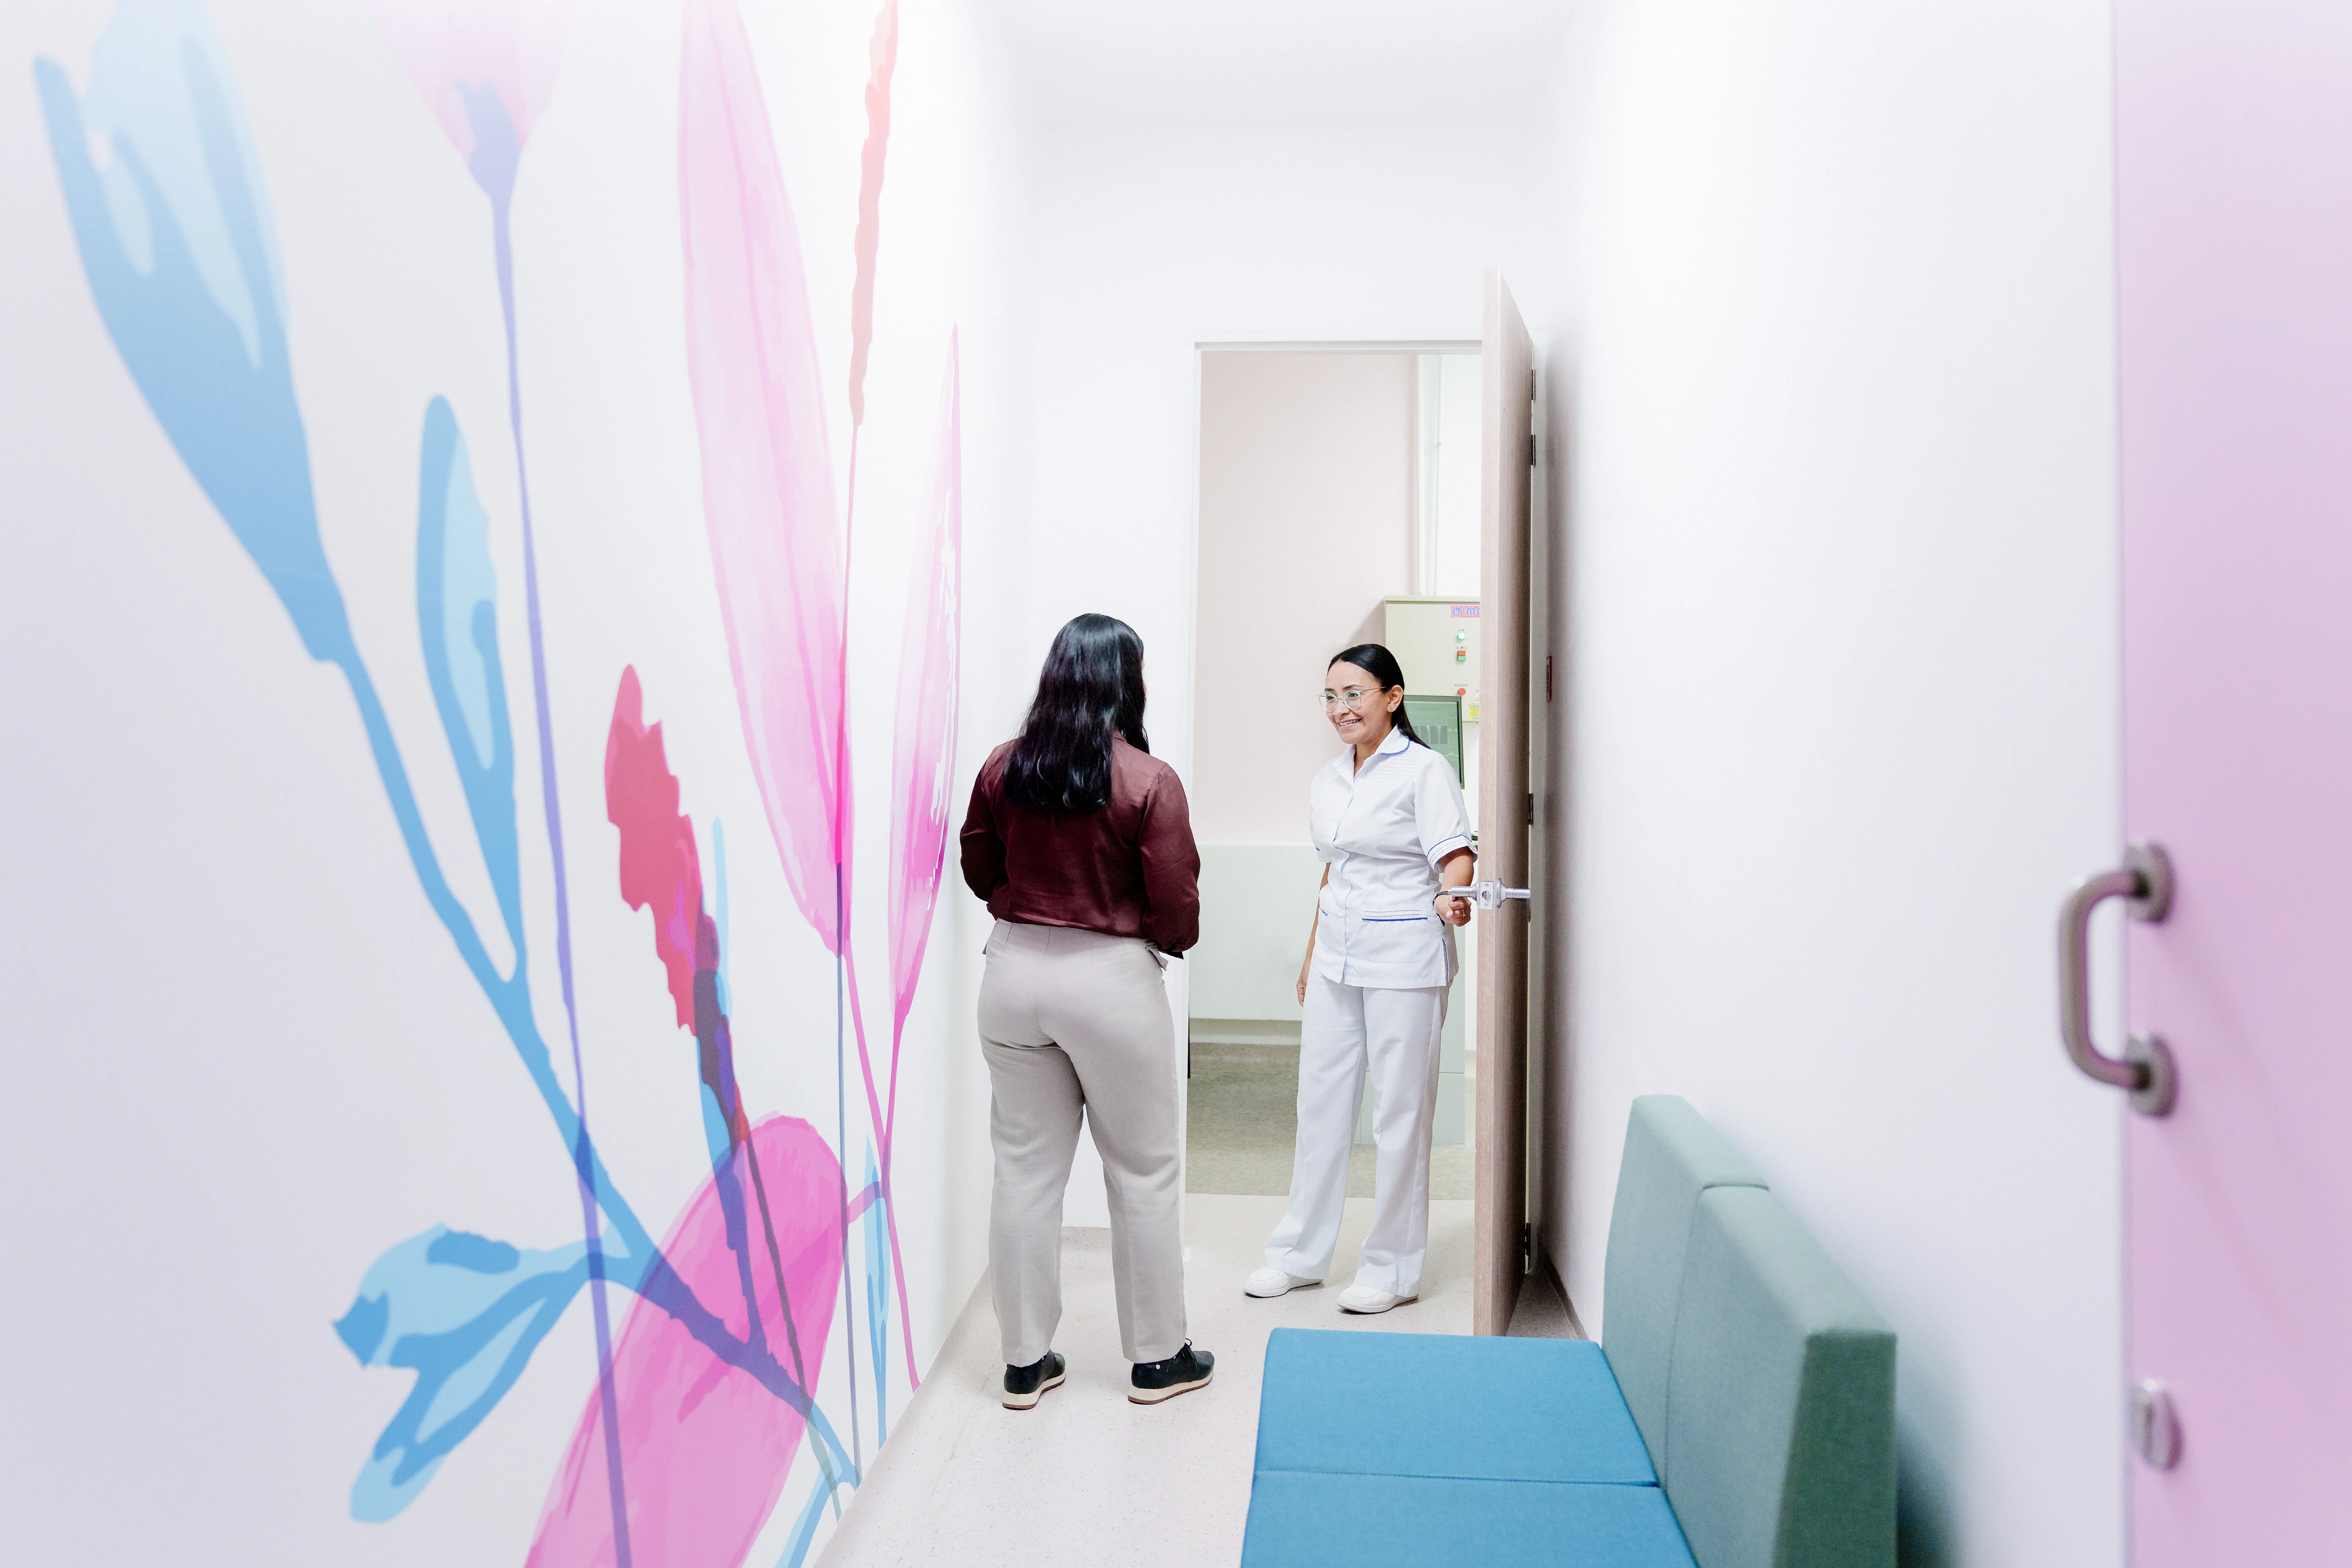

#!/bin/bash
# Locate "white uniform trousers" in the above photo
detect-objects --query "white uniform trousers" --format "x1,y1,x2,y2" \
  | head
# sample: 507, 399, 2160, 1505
1264, 972, 1447, 1297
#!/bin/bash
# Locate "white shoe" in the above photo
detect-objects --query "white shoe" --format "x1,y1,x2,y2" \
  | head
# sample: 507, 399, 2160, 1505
1245, 1267, 1322, 1298
1337, 1284, 1417, 1314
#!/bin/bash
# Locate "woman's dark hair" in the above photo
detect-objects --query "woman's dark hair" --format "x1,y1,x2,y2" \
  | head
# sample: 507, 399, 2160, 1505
1328, 643, 1421, 746
1004, 614, 1150, 813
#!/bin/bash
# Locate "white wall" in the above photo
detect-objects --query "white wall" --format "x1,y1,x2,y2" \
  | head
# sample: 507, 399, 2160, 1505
1426, 350, 1485, 597
1007, 126, 1554, 1222
1195, 349, 1415, 847
1017, 126, 1557, 781
5, 0, 2140, 1558
1539, 4, 2126, 1564
1187, 351, 1488, 1029
0, 1, 1030, 1562
1187, 844, 1325, 1024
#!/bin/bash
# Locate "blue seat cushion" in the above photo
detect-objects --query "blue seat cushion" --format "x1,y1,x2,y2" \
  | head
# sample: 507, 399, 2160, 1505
1240, 1472, 1698, 1568
1255, 1328, 1657, 1485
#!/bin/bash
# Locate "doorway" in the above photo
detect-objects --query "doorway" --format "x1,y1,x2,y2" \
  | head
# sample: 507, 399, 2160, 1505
1183, 344, 1485, 1209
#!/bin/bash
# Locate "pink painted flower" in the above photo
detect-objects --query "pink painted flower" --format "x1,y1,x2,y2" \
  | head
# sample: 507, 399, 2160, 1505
369, 0, 573, 166
605, 666, 704, 1030
678, 0, 850, 952
526, 1116, 843, 1568
887, 339, 961, 1040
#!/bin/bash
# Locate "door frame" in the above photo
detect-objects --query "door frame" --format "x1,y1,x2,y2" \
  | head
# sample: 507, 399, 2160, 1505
1180, 329, 1544, 1296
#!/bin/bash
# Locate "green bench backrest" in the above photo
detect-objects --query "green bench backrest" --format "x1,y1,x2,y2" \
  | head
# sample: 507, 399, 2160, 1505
1601, 1095, 1768, 1470
1660, 1182, 1897, 1568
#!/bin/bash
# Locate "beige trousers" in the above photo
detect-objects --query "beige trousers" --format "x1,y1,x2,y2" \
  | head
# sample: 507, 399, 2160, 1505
978, 919, 1187, 1365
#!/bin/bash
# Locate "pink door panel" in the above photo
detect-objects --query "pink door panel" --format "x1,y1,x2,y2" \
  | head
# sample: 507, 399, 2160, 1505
2115, 2, 2352, 1561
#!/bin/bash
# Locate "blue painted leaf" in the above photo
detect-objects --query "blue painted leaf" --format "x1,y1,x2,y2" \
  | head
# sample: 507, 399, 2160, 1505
337, 1224, 589, 1521
416, 398, 524, 958
33, 2, 350, 663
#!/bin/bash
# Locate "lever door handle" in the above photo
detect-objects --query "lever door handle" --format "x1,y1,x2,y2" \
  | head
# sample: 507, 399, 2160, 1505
1462, 879, 1531, 911
2057, 841, 2176, 1116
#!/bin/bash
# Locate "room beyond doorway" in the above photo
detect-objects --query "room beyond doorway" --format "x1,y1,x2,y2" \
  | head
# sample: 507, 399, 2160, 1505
1184, 345, 1484, 1201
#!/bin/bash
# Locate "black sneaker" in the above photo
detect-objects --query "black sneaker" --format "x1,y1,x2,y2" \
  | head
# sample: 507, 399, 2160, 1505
1002, 1351, 1065, 1411
1129, 1341, 1214, 1405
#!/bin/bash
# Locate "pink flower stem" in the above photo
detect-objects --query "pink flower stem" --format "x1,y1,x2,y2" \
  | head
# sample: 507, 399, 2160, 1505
835, 430, 866, 1467
874, 953, 918, 1389
842, 944, 921, 1390
837, 426, 924, 1403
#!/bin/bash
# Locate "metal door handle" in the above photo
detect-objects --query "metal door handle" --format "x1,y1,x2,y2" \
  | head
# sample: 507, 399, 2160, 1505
1462, 879, 1531, 911
2058, 841, 2177, 1116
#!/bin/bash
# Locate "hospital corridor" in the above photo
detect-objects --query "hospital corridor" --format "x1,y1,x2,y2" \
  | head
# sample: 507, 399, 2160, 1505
2, 2, 2345, 1566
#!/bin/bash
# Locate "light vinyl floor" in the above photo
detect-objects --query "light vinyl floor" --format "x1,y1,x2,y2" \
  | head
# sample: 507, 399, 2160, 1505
812, 1193, 1477, 1568
1183, 1055, 1474, 1200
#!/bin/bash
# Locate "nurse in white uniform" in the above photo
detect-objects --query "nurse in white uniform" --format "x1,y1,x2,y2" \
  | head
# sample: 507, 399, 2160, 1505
1246, 643, 1476, 1313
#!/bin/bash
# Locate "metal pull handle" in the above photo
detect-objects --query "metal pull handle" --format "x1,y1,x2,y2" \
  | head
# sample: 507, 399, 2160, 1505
1462, 879, 1531, 911
2058, 841, 2177, 1116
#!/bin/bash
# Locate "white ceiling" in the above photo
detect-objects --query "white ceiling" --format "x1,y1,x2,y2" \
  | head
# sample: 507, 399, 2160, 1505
987, 0, 1574, 131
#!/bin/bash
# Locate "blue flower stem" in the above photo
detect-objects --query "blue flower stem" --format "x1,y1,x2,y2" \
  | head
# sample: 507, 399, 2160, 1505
326, 643, 648, 1252
779, 1470, 844, 1568
487, 192, 632, 1568
336, 595, 865, 1509
336, 370, 864, 1530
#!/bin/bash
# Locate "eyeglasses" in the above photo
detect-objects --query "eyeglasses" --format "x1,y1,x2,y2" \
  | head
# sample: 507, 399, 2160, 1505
1321, 685, 1392, 711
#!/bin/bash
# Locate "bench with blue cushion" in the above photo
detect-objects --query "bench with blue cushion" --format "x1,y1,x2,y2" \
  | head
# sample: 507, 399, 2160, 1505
1239, 1096, 1896, 1568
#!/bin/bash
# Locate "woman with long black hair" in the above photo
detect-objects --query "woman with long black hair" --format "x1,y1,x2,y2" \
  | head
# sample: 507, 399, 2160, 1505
959, 613, 1213, 1409
1247, 642, 1475, 1314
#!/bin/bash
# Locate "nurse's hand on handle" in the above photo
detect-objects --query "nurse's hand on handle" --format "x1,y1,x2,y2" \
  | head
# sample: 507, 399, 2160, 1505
1434, 845, 1477, 927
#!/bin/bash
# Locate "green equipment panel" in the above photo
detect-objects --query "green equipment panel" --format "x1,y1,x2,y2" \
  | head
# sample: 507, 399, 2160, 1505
1403, 694, 1464, 784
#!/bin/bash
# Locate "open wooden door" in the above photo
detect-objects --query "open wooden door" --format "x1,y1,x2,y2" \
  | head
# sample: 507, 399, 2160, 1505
1473, 272, 1535, 1336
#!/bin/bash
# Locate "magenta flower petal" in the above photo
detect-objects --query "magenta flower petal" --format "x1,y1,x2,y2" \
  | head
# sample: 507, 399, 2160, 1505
887, 338, 961, 1035
605, 666, 704, 1031
679, 0, 847, 952
525, 1116, 843, 1568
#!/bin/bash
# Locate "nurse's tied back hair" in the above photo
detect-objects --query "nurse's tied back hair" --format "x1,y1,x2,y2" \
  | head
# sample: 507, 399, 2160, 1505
1329, 642, 1422, 746
1006, 613, 1152, 813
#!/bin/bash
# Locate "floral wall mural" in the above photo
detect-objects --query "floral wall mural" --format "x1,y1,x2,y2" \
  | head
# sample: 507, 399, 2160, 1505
17, 0, 982, 1561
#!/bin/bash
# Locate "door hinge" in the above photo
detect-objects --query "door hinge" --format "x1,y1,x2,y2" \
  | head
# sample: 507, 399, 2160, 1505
1526, 791, 1535, 827
1546, 655, 1553, 702
1519, 1222, 1534, 1274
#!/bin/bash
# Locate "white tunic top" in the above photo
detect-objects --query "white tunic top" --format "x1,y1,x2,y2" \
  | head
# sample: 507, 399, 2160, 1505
1308, 727, 1475, 989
